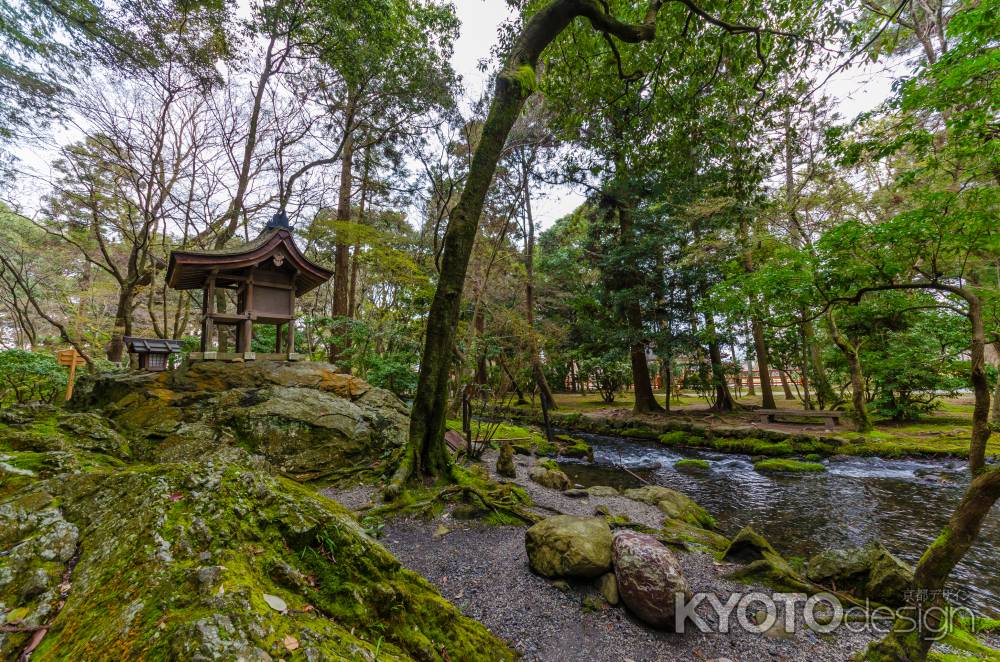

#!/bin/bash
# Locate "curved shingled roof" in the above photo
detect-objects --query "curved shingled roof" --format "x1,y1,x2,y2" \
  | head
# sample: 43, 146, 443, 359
166, 228, 332, 297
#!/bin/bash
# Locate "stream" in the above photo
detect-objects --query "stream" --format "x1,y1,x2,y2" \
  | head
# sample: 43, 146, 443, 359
557, 432, 1000, 616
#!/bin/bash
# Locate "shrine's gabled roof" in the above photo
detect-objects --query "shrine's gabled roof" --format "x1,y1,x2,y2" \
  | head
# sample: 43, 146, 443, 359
166, 228, 332, 296
123, 336, 183, 354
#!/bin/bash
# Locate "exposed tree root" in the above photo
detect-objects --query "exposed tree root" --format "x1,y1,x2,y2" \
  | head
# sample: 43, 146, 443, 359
375, 473, 540, 526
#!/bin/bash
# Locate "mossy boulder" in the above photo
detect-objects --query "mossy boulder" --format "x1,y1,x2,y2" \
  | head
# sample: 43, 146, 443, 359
674, 458, 710, 473
0, 408, 131, 501
525, 515, 612, 578
658, 431, 699, 446
557, 437, 594, 462
623, 486, 715, 529
659, 518, 730, 552
722, 527, 778, 563
586, 485, 620, 497
722, 527, 813, 593
70, 361, 408, 480
754, 458, 826, 473
598, 572, 619, 605
528, 465, 572, 491
807, 541, 914, 606
0, 450, 512, 660
0, 364, 514, 659
620, 428, 660, 440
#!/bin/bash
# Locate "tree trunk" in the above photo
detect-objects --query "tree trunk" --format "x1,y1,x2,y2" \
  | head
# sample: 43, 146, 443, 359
107, 285, 134, 363
329, 123, 354, 368
474, 305, 488, 385
798, 322, 813, 409
522, 152, 556, 408
804, 319, 834, 408
861, 468, 1000, 661
751, 320, 776, 408
826, 311, 872, 432
616, 202, 663, 414
662, 356, 672, 413
349, 145, 371, 320
499, 355, 528, 405
992, 342, 1000, 426
736, 218, 775, 409
966, 295, 991, 474
779, 370, 794, 400
387, 0, 676, 496
705, 312, 735, 412
386, 34, 541, 496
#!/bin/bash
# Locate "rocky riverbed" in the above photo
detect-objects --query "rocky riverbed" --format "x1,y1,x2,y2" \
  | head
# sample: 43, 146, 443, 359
326, 450, 884, 661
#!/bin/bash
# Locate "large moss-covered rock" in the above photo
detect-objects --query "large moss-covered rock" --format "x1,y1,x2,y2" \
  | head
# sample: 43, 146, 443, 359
70, 361, 408, 479
722, 527, 813, 593
528, 465, 572, 491
0, 450, 513, 661
525, 515, 612, 578
807, 541, 913, 606
623, 485, 715, 529
0, 364, 514, 659
659, 517, 730, 552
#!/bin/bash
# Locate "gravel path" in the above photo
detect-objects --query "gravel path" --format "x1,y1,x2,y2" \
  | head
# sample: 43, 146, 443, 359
325, 452, 881, 661
379, 518, 875, 661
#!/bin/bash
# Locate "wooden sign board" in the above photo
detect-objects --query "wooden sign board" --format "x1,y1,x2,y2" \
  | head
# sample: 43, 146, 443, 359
56, 348, 85, 367
56, 348, 85, 401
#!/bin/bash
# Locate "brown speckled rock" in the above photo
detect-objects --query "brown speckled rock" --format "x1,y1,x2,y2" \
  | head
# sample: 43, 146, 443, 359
612, 530, 690, 629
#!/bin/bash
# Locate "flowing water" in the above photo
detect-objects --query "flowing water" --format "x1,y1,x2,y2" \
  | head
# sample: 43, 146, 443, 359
557, 433, 1000, 616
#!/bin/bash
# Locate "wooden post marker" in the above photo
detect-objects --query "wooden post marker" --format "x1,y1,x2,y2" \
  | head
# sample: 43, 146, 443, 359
56, 348, 85, 401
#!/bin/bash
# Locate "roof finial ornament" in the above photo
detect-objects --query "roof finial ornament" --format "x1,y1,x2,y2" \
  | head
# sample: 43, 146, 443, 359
267, 209, 291, 230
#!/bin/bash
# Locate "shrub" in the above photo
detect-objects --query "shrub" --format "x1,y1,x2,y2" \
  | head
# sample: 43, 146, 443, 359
576, 351, 631, 404
0, 349, 68, 405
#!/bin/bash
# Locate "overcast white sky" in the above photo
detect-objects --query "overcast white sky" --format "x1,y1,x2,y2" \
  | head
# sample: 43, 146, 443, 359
448, 0, 902, 230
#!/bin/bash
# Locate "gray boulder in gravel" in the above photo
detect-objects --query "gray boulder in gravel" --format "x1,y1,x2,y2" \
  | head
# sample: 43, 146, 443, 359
525, 515, 612, 578
612, 530, 691, 628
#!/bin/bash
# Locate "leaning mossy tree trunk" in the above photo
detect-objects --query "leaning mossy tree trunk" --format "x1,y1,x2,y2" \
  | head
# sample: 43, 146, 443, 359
386, 0, 677, 497
858, 284, 993, 661
858, 468, 1000, 661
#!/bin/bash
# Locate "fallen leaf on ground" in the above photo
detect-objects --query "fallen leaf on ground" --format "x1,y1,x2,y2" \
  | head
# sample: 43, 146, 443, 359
263, 593, 287, 612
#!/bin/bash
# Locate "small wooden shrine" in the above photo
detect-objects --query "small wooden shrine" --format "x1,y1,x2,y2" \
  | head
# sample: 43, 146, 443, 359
166, 212, 333, 361
124, 336, 183, 371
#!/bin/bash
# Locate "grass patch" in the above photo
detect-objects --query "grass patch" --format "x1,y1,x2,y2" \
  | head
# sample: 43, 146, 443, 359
754, 458, 826, 473
659, 431, 697, 446
620, 427, 660, 440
